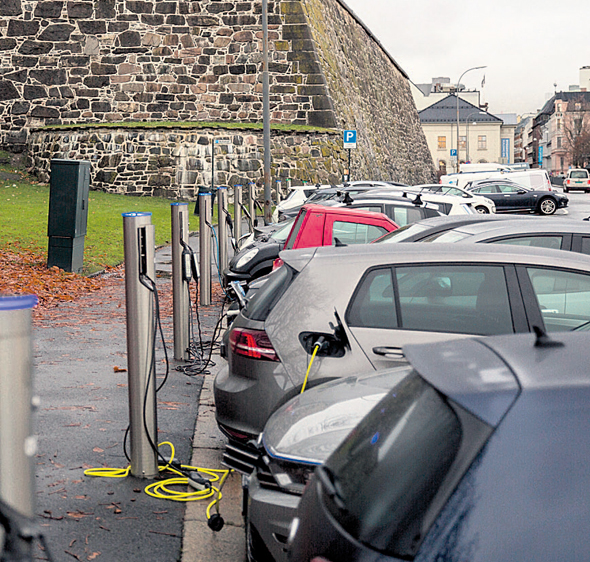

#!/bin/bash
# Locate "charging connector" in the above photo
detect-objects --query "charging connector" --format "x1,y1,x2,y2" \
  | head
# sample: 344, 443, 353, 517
188, 472, 212, 491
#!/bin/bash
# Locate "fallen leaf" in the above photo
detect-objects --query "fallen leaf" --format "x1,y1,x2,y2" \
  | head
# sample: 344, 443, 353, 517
113, 366, 127, 373
88, 553, 101, 560
92, 447, 104, 453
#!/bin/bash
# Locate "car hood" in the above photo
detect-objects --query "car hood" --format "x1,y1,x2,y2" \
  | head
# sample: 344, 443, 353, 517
262, 366, 413, 464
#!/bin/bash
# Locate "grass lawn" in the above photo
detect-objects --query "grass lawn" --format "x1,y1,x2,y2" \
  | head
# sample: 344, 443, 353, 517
0, 164, 225, 275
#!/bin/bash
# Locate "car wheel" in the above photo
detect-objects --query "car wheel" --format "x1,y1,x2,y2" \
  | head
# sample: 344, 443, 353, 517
475, 205, 489, 214
538, 197, 557, 215
246, 519, 275, 562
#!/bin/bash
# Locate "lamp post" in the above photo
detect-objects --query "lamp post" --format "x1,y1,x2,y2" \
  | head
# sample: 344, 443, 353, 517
456, 66, 486, 171
465, 110, 487, 163
262, 0, 271, 224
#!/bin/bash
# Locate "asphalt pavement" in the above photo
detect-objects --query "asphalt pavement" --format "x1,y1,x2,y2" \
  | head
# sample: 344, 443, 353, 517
29, 233, 245, 562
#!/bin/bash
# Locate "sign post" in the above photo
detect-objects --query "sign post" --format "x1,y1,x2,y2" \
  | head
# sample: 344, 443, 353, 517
343, 130, 357, 182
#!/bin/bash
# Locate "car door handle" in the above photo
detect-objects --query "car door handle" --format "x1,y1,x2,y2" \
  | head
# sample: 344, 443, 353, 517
372, 346, 404, 358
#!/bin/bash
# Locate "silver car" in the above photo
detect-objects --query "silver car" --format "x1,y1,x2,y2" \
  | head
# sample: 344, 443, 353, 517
214, 243, 590, 444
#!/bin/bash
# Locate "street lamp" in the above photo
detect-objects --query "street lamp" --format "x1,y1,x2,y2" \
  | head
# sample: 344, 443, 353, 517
465, 110, 487, 163
456, 66, 486, 171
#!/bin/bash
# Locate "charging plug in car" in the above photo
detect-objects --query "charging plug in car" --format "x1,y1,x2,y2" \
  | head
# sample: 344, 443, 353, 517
182, 248, 193, 282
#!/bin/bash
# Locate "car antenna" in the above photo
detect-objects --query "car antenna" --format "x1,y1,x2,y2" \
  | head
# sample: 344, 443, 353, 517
533, 325, 564, 348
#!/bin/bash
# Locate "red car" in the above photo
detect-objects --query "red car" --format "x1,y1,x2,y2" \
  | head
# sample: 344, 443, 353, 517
283, 203, 398, 250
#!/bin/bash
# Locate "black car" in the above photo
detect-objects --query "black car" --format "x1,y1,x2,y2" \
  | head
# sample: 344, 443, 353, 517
223, 217, 295, 286
465, 178, 568, 215
288, 330, 590, 562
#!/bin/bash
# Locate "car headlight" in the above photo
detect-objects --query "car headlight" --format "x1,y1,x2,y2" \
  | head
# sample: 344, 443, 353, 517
234, 247, 259, 270
263, 454, 317, 495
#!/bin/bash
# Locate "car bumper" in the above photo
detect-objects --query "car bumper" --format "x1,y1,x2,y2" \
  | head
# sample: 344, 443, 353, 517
214, 359, 294, 440
222, 268, 252, 287
248, 470, 301, 562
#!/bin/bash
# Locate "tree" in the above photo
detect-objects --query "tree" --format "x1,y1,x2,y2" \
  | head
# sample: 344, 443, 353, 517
563, 94, 590, 168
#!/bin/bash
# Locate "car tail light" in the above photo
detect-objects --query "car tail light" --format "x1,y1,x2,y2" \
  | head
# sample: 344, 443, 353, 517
272, 257, 284, 271
566, 179, 571, 184
229, 328, 279, 361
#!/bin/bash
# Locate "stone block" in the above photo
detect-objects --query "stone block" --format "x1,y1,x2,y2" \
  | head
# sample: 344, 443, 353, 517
281, 24, 311, 40
90, 62, 117, 75
233, 30, 253, 42
30, 69, 68, 86
11, 101, 30, 115
0, 0, 22, 16
0, 81, 20, 101
117, 30, 142, 47
0, 38, 18, 51
119, 63, 141, 74
78, 20, 107, 35
84, 36, 101, 55
38, 23, 75, 42
31, 106, 61, 118
7, 20, 40, 37
307, 109, 337, 128
67, 2, 94, 18
155, 1, 177, 14
96, 0, 116, 18
61, 55, 91, 67
126, 0, 153, 13
186, 14, 218, 26
142, 32, 162, 46
84, 75, 110, 88
4, 70, 28, 83
222, 14, 256, 26
140, 14, 164, 25
281, 1, 304, 15
269, 62, 289, 73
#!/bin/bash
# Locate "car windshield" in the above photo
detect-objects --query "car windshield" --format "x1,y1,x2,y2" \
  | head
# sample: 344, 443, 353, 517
270, 218, 296, 243
374, 222, 430, 243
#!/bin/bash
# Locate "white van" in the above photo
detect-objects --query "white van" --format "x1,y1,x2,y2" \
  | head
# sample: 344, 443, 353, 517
441, 169, 553, 191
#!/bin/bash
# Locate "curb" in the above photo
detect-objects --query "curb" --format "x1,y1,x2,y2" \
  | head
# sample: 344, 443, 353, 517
181, 356, 246, 562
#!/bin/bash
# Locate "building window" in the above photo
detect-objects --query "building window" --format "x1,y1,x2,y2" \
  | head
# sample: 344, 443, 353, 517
557, 119, 562, 131
560, 157, 564, 172
438, 160, 447, 174
557, 137, 562, 148
478, 135, 487, 150
438, 136, 446, 149
459, 136, 466, 149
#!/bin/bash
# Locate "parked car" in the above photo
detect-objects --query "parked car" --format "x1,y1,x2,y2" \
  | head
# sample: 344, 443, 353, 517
465, 179, 568, 215
223, 218, 296, 286
418, 217, 590, 252
563, 168, 590, 192
271, 185, 323, 223
374, 213, 537, 244
214, 243, 590, 441
288, 330, 590, 562
237, 366, 411, 562
223, 204, 398, 287
411, 183, 496, 213
442, 168, 553, 191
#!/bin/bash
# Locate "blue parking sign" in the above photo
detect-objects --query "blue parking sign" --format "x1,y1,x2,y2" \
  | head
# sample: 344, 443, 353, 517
450, 148, 457, 157
343, 130, 357, 149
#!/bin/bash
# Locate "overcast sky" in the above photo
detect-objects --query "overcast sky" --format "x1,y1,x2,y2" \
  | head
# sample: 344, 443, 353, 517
343, 0, 590, 116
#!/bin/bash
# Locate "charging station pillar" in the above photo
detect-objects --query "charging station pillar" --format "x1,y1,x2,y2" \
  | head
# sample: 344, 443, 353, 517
122, 212, 158, 479
217, 186, 228, 275
0, 294, 38, 544
199, 193, 212, 306
234, 184, 242, 246
171, 203, 191, 362
248, 182, 256, 233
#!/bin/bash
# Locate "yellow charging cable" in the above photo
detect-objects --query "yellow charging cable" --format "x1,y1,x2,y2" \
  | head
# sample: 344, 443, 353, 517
84, 442, 232, 522
300, 343, 320, 394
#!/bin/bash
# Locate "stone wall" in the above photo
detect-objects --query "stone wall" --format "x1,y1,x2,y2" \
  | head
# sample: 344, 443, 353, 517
28, 125, 343, 195
1, 0, 435, 191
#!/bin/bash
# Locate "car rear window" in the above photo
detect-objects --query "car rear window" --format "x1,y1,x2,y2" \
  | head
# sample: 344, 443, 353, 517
319, 371, 491, 559
242, 264, 295, 322
569, 170, 589, 179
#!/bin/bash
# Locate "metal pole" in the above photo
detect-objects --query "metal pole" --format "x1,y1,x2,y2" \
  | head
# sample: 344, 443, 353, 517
171, 203, 190, 361
262, 0, 272, 224
217, 186, 228, 275
276, 179, 281, 202
248, 182, 256, 232
211, 138, 215, 194
122, 212, 158, 479
234, 184, 242, 245
456, 65, 487, 172
199, 193, 212, 306
0, 295, 38, 536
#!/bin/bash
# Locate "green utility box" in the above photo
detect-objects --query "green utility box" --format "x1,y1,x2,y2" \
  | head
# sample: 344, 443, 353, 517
47, 159, 91, 273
